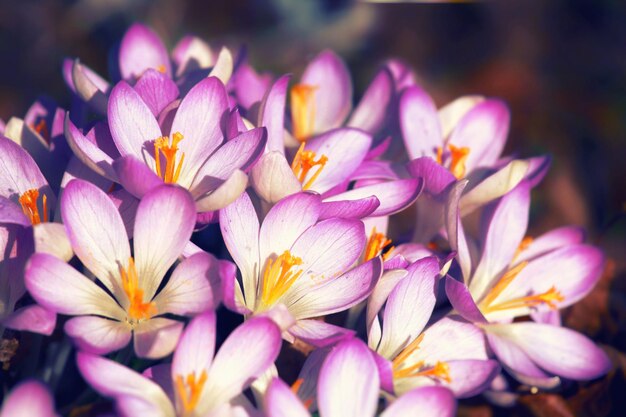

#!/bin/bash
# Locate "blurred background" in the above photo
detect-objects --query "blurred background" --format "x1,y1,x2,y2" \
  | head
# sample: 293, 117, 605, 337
0, 0, 624, 415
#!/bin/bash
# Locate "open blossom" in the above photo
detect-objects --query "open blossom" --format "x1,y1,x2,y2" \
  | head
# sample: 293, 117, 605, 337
220, 191, 382, 346
367, 257, 499, 398
25, 180, 224, 358
65, 76, 267, 214
77, 311, 282, 417
444, 180, 610, 385
264, 338, 456, 417
0, 380, 59, 417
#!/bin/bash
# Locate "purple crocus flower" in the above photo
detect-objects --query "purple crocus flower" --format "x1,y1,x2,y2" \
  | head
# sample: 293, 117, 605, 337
367, 257, 499, 398
0, 380, 59, 417
65, 23, 233, 114
444, 180, 611, 386
25, 179, 224, 358
65, 76, 267, 214
77, 311, 282, 417
220, 191, 382, 347
249, 73, 422, 218
264, 338, 456, 417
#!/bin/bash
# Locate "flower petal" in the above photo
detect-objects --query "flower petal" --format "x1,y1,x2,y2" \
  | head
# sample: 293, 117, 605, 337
301, 50, 352, 132
119, 23, 171, 80
265, 378, 311, 417
194, 169, 248, 212
112, 155, 163, 198
258, 75, 290, 153
33, 222, 73, 262
288, 319, 355, 348
134, 318, 184, 359
172, 310, 216, 382
134, 69, 179, 116
438, 95, 484, 139
25, 252, 126, 320
515, 226, 585, 264
72, 60, 109, 113
399, 85, 442, 160
153, 251, 223, 315
170, 77, 229, 184
199, 317, 281, 413
172, 36, 215, 76
317, 338, 379, 417
0, 135, 51, 200
250, 152, 302, 204
65, 316, 131, 355
108, 81, 162, 162
133, 185, 196, 299
319, 196, 380, 220
0, 381, 57, 417
382, 386, 456, 417
3, 305, 56, 336
64, 116, 117, 181
348, 67, 393, 134
61, 179, 130, 296
445, 277, 488, 324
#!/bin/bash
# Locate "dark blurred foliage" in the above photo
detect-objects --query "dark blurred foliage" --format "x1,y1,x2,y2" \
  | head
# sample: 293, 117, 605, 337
0, 0, 625, 415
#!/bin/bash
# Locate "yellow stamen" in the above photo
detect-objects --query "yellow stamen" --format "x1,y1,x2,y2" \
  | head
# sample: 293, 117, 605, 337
290, 84, 317, 142
479, 261, 565, 314
119, 257, 156, 322
174, 370, 207, 413
434, 144, 471, 179
364, 227, 393, 261
259, 250, 303, 309
393, 359, 451, 383
18, 189, 48, 225
392, 333, 425, 371
291, 142, 328, 190
153, 132, 185, 183
31, 119, 50, 143
513, 236, 534, 260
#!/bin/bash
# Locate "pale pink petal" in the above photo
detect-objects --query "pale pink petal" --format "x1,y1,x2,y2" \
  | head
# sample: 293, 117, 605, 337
172, 311, 216, 382
133, 317, 184, 359
65, 316, 131, 355
119, 23, 171, 80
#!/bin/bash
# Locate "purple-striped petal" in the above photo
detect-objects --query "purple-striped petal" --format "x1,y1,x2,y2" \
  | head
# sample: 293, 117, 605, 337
153, 251, 223, 315
288, 319, 355, 348
319, 196, 380, 220
65, 316, 131, 355
112, 155, 163, 198
250, 152, 302, 204
0, 135, 52, 201
194, 169, 248, 212
170, 77, 229, 184
119, 23, 171, 80
258, 75, 290, 153
133, 185, 196, 299
438, 95, 484, 139
406, 157, 456, 198
265, 378, 311, 417
382, 386, 455, 417
301, 50, 352, 132
134, 69, 179, 116
446, 359, 500, 398
134, 317, 184, 359
64, 116, 117, 181
172, 310, 216, 383
515, 226, 585, 264
317, 338, 379, 417
72, 60, 109, 113
445, 277, 488, 324
172, 36, 215, 76
348, 67, 393, 134
3, 305, 56, 336
400, 86, 442, 160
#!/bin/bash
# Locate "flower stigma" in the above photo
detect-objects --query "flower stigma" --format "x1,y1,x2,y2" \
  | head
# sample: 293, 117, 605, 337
175, 370, 207, 414
364, 227, 393, 261
391, 334, 451, 382
154, 132, 185, 184
259, 250, 303, 309
119, 257, 156, 323
291, 142, 328, 190
479, 261, 565, 314
19, 189, 48, 225
436, 144, 470, 179
290, 84, 317, 142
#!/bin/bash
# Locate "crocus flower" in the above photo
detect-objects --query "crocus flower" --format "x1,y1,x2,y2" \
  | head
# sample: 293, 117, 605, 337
367, 257, 498, 398
250, 74, 422, 217
25, 179, 224, 358
220, 191, 382, 346
445, 180, 611, 385
77, 311, 282, 417
0, 380, 59, 417
65, 76, 267, 214
264, 338, 456, 417
64, 23, 233, 114
0, 135, 73, 263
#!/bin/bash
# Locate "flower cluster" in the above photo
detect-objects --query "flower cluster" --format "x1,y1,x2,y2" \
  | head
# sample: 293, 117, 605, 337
0, 23, 611, 417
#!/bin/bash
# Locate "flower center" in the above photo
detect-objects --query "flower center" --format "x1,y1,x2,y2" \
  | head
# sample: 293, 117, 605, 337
18, 189, 48, 225
364, 227, 393, 261
154, 132, 185, 184
259, 250, 303, 309
479, 261, 565, 315
391, 334, 451, 382
175, 370, 207, 414
119, 257, 156, 322
291, 142, 328, 190
436, 144, 470, 179
31, 118, 50, 143
290, 84, 317, 142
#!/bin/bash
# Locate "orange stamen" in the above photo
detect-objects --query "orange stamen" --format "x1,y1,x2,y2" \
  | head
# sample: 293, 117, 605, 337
32, 119, 50, 143
259, 250, 303, 309
154, 132, 185, 183
513, 236, 534, 260
119, 257, 156, 322
392, 333, 425, 371
479, 261, 565, 314
364, 227, 393, 261
156, 64, 167, 74
291, 142, 328, 190
394, 361, 452, 383
18, 189, 48, 225
434, 144, 471, 179
174, 370, 207, 413
290, 84, 317, 142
